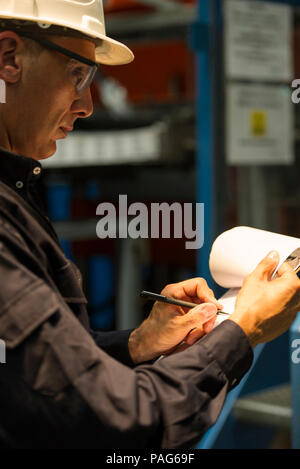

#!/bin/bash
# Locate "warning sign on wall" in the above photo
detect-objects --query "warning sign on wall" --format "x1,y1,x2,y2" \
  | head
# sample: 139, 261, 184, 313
226, 83, 294, 165
224, 0, 292, 82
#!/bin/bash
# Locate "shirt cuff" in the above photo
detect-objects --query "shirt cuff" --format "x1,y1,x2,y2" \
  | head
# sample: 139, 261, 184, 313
198, 319, 254, 389
91, 329, 136, 368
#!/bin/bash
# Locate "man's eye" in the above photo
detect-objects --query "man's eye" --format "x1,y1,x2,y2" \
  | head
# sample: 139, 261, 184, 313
72, 67, 84, 78
71, 66, 86, 84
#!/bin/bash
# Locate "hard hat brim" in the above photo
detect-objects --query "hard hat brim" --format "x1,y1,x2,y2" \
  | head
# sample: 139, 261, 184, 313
95, 33, 134, 66
0, 14, 134, 66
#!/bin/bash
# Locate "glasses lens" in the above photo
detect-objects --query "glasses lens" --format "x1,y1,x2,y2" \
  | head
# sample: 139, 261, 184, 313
77, 65, 98, 93
67, 60, 98, 93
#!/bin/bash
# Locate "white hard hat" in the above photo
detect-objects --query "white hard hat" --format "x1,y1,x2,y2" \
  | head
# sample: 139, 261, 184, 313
0, 0, 134, 66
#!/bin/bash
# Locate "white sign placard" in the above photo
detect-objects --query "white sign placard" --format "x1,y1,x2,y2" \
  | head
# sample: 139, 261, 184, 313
225, 0, 292, 82
226, 83, 294, 165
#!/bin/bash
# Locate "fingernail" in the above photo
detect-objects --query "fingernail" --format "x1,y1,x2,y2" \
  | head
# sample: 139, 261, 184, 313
267, 250, 279, 260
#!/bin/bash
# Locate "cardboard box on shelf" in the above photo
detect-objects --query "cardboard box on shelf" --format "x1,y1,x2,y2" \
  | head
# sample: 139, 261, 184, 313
100, 40, 195, 105
104, 0, 195, 15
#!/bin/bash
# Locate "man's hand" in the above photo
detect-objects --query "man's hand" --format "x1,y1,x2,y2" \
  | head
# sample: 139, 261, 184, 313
230, 251, 300, 348
129, 278, 223, 364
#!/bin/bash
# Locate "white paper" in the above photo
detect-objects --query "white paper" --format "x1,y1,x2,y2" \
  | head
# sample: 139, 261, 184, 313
224, 0, 292, 82
209, 226, 300, 325
214, 288, 240, 327
226, 83, 294, 166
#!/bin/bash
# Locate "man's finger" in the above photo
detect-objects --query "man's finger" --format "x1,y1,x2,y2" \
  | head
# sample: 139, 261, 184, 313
181, 303, 217, 330
201, 295, 224, 310
185, 328, 206, 345
163, 278, 223, 310
252, 250, 280, 280
276, 260, 298, 278
203, 316, 217, 334
182, 278, 223, 310
186, 315, 217, 345
273, 262, 300, 294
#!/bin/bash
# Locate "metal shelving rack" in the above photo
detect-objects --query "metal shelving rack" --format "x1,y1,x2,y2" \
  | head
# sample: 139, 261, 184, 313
291, 312, 300, 447
106, 1, 196, 34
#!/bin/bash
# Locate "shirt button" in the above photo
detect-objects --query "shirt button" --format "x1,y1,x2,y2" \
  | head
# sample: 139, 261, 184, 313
33, 167, 41, 176
16, 181, 24, 189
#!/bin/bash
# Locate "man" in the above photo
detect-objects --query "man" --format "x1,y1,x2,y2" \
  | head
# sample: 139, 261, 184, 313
0, 1, 299, 449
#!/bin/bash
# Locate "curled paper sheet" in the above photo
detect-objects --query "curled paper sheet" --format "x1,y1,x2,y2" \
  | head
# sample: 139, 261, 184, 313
209, 226, 300, 327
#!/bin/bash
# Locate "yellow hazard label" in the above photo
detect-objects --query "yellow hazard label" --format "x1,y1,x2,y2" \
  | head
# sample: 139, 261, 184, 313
250, 110, 267, 136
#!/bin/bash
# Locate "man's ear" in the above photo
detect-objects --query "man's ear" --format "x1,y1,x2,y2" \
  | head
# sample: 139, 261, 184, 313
0, 32, 23, 84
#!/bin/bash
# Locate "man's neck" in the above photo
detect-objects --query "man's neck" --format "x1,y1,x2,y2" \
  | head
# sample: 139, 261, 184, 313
0, 115, 14, 154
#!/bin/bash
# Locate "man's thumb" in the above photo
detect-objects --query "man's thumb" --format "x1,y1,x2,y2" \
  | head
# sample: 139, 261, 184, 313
254, 250, 280, 280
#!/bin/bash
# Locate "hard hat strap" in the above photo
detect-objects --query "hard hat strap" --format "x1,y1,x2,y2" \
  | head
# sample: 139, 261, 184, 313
19, 31, 98, 68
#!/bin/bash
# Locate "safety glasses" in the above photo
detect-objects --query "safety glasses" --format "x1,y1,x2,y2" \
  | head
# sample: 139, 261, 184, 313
19, 32, 99, 93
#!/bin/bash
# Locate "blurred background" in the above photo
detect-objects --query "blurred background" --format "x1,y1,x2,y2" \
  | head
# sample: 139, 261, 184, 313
39, 0, 300, 449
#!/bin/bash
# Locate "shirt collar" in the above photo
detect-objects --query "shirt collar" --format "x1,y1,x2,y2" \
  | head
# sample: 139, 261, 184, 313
0, 146, 42, 191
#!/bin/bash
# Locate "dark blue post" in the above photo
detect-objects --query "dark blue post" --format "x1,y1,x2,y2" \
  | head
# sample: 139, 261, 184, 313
191, 0, 216, 286
290, 314, 300, 448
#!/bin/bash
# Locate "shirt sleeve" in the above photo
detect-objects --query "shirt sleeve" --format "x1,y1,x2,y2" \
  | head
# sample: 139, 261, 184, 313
0, 236, 253, 449
90, 329, 136, 368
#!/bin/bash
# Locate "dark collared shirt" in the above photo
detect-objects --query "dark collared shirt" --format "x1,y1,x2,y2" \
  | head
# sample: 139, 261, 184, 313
0, 146, 253, 449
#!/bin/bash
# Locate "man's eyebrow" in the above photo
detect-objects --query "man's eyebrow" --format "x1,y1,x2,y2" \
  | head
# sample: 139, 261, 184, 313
68, 58, 89, 69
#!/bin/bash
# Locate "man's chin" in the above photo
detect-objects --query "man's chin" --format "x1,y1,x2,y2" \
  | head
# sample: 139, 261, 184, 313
37, 141, 57, 160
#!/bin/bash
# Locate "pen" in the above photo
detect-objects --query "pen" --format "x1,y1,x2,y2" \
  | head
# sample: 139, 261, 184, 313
140, 290, 230, 316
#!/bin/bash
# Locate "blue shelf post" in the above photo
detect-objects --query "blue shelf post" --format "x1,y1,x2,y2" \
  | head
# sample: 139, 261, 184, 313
190, 0, 220, 287
290, 312, 300, 449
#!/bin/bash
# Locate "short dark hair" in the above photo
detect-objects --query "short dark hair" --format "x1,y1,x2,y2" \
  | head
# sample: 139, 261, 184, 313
21, 36, 44, 57
0, 19, 101, 63
0, 18, 101, 46
0, 21, 43, 58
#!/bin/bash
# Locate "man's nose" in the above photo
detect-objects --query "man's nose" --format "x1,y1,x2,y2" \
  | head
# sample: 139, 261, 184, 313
71, 87, 94, 119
